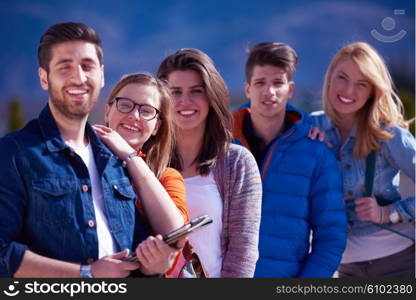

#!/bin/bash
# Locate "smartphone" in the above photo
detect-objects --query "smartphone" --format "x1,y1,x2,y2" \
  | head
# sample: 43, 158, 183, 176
163, 214, 213, 244
123, 214, 212, 262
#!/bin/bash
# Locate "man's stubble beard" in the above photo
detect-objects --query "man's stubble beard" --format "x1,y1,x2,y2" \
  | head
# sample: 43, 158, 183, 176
48, 80, 99, 120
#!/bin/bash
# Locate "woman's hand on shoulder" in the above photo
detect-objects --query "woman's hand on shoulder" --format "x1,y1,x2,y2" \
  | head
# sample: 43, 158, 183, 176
92, 124, 135, 160
308, 126, 333, 148
308, 126, 325, 142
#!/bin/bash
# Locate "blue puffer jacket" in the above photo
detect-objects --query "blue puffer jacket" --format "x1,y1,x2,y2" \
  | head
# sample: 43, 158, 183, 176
232, 104, 347, 278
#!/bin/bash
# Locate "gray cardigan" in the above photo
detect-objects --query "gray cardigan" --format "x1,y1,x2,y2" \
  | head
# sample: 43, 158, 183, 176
213, 143, 262, 277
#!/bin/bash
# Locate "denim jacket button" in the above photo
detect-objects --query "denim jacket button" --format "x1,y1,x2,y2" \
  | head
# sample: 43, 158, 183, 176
69, 151, 76, 157
82, 185, 89, 192
113, 185, 118, 190
87, 258, 94, 264
88, 220, 95, 227
347, 190, 353, 196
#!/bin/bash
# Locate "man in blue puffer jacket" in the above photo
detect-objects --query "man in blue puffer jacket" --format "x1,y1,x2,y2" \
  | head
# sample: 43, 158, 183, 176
232, 42, 347, 277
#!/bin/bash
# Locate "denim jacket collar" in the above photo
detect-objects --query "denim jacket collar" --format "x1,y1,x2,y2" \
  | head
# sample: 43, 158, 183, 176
38, 104, 68, 153
85, 122, 115, 176
327, 119, 358, 150
38, 103, 113, 157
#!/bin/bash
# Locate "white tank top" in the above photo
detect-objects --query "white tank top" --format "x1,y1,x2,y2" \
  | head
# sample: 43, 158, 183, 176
341, 223, 414, 263
184, 172, 223, 277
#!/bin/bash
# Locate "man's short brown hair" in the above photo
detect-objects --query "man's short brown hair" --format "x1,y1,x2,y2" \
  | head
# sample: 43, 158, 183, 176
245, 42, 298, 82
38, 22, 103, 72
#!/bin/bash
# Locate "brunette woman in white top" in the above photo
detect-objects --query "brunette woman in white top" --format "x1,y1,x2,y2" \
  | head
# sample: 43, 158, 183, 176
157, 49, 262, 277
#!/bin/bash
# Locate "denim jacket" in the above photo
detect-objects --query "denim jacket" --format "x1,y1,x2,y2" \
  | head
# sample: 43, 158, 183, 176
0, 104, 146, 277
310, 111, 415, 236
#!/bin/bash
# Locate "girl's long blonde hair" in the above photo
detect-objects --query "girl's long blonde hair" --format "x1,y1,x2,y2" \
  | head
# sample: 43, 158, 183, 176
106, 73, 174, 179
323, 42, 408, 158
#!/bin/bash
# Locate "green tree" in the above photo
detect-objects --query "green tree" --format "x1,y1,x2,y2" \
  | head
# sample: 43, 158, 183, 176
399, 91, 415, 136
8, 97, 25, 132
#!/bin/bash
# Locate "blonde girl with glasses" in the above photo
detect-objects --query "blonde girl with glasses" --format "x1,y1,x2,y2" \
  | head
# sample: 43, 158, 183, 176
93, 73, 189, 274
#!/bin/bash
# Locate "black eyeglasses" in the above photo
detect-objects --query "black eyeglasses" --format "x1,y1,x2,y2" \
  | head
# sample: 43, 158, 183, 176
110, 97, 161, 121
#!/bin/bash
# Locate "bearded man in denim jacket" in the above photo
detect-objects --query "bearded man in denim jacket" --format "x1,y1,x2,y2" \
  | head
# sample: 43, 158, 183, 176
0, 22, 178, 278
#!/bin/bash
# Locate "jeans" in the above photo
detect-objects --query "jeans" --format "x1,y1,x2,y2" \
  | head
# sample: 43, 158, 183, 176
338, 244, 415, 278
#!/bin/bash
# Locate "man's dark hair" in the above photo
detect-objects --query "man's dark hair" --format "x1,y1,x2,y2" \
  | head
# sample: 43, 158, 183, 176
38, 22, 103, 71
245, 42, 298, 82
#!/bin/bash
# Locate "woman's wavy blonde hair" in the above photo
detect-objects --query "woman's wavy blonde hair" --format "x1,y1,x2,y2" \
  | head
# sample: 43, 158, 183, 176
323, 42, 408, 158
106, 72, 174, 179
